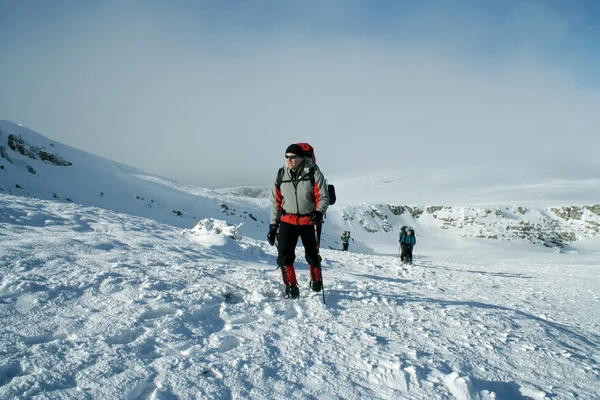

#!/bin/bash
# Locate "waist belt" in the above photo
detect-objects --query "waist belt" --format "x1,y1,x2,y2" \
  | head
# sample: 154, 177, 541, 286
280, 210, 311, 217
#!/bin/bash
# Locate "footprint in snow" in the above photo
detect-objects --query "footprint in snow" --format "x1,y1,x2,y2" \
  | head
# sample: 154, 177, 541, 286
284, 304, 302, 320
218, 335, 241, 352
222, 292, 244, 304
141, 307, 178, 320
0, 361, 25, 387
23, 333, 66, 346
106, 327, 145, 345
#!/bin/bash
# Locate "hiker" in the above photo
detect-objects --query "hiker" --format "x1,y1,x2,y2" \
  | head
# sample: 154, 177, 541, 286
341, 231, 353, 251
399, 226, 407, 242
268, 143, 330, 299
399, 227, 416, 264
399, 226, 407, 260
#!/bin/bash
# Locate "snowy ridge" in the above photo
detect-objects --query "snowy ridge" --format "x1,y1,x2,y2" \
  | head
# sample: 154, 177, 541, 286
329, 169, 600, 208
332, 203, 600, 250
0, 119, 270, 233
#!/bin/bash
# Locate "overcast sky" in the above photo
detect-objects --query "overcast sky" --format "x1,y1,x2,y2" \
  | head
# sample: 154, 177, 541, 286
1, 0, 599, 188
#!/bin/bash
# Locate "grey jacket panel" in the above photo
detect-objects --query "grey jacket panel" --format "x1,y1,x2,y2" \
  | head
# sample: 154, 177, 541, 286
270, 159, 330, 225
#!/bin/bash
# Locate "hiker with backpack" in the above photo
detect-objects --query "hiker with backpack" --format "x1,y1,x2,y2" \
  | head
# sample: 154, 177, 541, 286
341, 231, 353, 251
399, 226, 416, 264
399, 226, 407, 259
267, 143, 330, 299
399, 226, 407, 242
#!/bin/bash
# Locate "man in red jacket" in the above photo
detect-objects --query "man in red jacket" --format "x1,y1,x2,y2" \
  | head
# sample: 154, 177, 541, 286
268, 144, 330, 299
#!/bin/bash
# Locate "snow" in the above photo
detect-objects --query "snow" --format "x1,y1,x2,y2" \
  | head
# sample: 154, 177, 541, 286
329, 168, 600, 207
1, 120, 600, 399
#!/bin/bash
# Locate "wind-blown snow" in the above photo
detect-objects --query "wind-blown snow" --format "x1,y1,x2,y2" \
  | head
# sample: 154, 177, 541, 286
1, 120, 599, 399
1, 194, 599, 399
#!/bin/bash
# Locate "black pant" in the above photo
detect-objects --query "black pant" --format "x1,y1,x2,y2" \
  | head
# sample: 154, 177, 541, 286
277, 222, 320, 267
400, 243, 413, 263
342, 242, 349, 251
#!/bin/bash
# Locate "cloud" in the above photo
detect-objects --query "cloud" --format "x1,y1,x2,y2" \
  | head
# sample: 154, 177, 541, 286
0, 1, 598, 188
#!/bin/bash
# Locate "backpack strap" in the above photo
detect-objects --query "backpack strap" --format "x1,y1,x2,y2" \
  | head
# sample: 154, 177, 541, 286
276, 167, 285, 187
308, 167, 315, 185
277, 167, 314, 186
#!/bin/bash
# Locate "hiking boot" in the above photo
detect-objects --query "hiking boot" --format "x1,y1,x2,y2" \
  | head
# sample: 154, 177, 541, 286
285, 285, 300, 299
310, 280, 322, 292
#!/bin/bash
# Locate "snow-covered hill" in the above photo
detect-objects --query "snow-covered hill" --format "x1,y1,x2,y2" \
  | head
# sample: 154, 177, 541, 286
328, 167, 600, 207
333, 203, 600, 251
0, 119, 270, 234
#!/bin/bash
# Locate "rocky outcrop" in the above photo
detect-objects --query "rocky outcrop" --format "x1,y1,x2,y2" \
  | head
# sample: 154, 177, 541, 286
352, 203, 600, 248
358, 206, 393, 233
5, 134, 72, 166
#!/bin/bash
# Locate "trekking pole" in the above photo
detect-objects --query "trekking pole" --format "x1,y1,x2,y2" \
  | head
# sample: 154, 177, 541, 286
314, 223, 325, 305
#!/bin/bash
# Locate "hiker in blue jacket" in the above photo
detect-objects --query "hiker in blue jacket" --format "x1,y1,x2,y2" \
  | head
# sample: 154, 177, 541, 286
400, 227, 416, 264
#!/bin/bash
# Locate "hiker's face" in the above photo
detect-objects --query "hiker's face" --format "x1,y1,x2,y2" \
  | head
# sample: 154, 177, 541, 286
285, 153, 303, 170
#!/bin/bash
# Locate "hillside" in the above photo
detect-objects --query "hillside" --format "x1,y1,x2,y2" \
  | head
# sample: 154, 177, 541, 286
2, 119, 599, 253
0, 120, 270, 235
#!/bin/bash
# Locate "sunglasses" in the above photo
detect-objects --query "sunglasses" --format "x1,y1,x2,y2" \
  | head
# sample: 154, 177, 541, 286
285, 155, 300, 160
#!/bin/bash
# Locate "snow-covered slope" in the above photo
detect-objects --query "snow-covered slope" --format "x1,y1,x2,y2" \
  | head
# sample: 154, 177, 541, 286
0, 119, 270, 235
328, 166, 600, 207
1, 194, 599, 399
325, 203, 600, 253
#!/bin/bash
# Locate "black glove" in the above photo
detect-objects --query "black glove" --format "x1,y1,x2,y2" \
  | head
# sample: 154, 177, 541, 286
267, 224, 278, 246
310, 211, 323, 224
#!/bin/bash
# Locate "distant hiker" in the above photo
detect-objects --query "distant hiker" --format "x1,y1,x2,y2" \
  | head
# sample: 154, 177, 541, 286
399, 225, 407, 259
268, 143, 330, 299
399, 227, 416, 264
341, 231, 354, 251
399, 226, 408, 241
